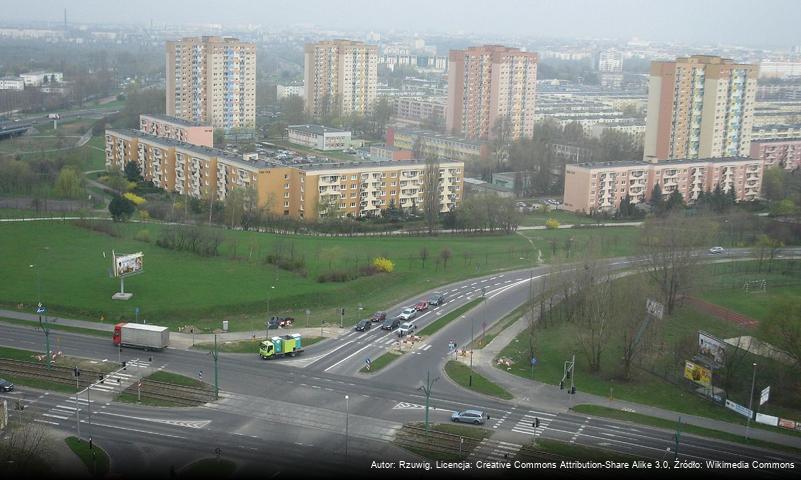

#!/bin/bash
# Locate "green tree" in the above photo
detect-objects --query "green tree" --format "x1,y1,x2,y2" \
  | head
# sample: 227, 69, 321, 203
213, 129, 225, 148
762, 167, 787, 202
650, 182, 664, 213
123, 161, 142, 182
665, 189, 685, 212
53, 167, 85, 199
108, 194, 135, 222
422, 156, 441, 234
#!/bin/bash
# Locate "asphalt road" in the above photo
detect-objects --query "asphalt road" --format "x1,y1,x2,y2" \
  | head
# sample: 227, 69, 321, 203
2, 248, 801, 476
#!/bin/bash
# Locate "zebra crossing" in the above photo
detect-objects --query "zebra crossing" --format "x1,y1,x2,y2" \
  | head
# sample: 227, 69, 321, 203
35, 396, 95, 425
469, 438, 522, 462
88, 358, 151, 393
510, 410, 556, 437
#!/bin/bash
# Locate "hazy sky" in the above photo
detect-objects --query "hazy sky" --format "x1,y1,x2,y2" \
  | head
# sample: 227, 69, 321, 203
6, 0, 801, 47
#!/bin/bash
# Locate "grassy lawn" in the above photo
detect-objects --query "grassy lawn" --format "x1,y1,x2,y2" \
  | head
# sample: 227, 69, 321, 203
180, 458, 236, 478
432, 423, 491, 440
0, 345, 117, 393
0, 317, 109, 338
518, 226, 642, 259
572, 405, 801, 455
359, 350, 402, 373
65, 436, 110, 477
193, 336, 324, 353
0, 221, 640, 330
148, 370, 206, 388
445, 360, 513, 400
397, 422, 491, 461
470, 301, 527, 349
418, 298, 482, 337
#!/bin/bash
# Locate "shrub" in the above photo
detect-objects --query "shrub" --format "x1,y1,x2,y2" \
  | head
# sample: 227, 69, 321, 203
317, 270, 359, 283
545, 218, 560, 230
134, 229, 151, 243
123, 192, 146, 205
72, 219, 120, 237
264, 254, 306, 276
372, 257, 395, 273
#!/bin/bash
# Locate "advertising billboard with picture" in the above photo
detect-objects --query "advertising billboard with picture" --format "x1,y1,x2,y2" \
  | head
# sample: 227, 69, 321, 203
113, 252, 144, 278
684, 360, 712, 387
698, 331, 726, 365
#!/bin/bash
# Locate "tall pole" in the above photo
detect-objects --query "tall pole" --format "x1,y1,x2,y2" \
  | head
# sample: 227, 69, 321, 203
344, 394, 349, 458
674, 416, 682, 460
469, 317, 474, 387
75, 390, 81, 439
38, 303, 51, 370
212, 334, 219, 399
746, 362, 757, 440
420, 370, 438, 432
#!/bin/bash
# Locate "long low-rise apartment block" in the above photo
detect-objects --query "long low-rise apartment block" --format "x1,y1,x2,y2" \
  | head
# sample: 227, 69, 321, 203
750, 138, 801, 170
387, 127, 489, 161
105, 129, 462, 220
563, 157, 763, 214
139, 114, 214, 148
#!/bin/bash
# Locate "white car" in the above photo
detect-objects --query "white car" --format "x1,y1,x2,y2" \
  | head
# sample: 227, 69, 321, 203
708, 246, 726, 255
397, 307, 417, 321
397, 322, 416, 337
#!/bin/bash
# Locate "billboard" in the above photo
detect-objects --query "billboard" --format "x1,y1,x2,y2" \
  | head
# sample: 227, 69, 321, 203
778, 418, 798, 430
646, 298, 664, 320
698, 331, 727, 365
113, 252, 143, 278
756, 413, 779, 427
684, 360, 712, 387
725, 399, 753, 419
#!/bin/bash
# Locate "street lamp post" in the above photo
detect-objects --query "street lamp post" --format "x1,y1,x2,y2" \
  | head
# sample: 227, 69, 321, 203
344, 394, 350, 458
212, 334, 219, 399
419, 370, 439, 432
37, 303, 51, 370
746, 362, 757, 440
469, 316, 474, 387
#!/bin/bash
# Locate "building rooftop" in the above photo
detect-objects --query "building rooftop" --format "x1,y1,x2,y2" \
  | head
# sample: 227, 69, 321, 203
393, 128, 486, 147
141, 113, 208, 128
574, 156, 758, 170
287, 124, 349, 135
751, 137, 801, 144
294, 158, 462, 172
107, 129, 272, 170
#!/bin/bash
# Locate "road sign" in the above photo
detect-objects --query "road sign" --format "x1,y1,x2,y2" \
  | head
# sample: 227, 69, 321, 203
530, 357, 538, 366
646, 298, 664, 319
135, 307, 140, 314
305, 309, 311, 316
760, 386, 770, 406
36, 303, 46, 314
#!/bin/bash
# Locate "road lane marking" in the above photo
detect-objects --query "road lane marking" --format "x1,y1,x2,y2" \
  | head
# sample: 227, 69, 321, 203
323, 343, 373, 372
84, 420, 187, 439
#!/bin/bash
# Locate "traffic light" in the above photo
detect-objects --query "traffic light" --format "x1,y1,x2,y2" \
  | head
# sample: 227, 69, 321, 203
570, 386, 576, 395
73, 367, 80, 377
560, 381, 564, 390
122, 361, 127, 369
98, 373, 105, 384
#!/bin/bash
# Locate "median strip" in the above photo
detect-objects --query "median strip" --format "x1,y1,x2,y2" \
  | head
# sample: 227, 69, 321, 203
417, 298, 482, 337
444, 360, 513, 400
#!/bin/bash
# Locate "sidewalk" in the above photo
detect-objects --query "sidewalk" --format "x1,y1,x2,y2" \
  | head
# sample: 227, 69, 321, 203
0, 308, 344, 350
469, 314, 801, 449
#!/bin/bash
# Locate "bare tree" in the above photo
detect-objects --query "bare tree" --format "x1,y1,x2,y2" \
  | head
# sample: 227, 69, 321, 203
574, 265, 614, 373
616, 277, 660, 380
639, 214, 717, 314
440, 247, 452, 270
419, 247, 429, 269
0, 412, 52, 476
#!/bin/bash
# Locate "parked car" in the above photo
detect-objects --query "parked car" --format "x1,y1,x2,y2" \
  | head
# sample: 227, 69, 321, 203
397, 321, 417, 337
708, 246, 726, 255
355, 319, 372, 332
451, 409, 487, 425
397, 307, 417, 321
0, 378, 14, 392
382, 318, 401, 330
371, 311, 386, 322
414, 300, 429, 311
428, 292, 445, 306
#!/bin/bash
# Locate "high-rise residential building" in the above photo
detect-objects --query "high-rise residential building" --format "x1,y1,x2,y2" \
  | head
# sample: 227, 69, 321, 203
643, 55, 758, 162
303, 40, 378, 118
598, 49, 623, 73
166, 36, 256, 130
446, 45, 538, 141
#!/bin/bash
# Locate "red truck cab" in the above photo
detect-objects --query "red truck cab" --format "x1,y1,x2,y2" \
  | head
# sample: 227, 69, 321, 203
113, 322, 124, 346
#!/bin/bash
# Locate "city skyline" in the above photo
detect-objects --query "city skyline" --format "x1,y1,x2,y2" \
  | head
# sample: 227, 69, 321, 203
3, 0, 801, 48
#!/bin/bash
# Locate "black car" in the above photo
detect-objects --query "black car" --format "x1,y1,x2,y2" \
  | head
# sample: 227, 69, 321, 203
371, 311, 387, 322
428, 292, 445, 306
0, 378, 14, 392
355, 319, 372, 332
381, 318, 400, 330
268, 316, 294, 329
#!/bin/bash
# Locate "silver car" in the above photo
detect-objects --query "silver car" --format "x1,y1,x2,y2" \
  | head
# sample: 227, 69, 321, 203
451, 409, 487, 425
397, 307, 417, 321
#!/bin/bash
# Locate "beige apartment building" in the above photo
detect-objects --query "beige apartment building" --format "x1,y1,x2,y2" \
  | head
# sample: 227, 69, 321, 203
644, 55, 758, 162
304, 40, 378, 118
750, 138, 801, 170
166, 36, 256, 130
446, 45, 538, 141
105, 129, 462, 220
563, 157, 763, 214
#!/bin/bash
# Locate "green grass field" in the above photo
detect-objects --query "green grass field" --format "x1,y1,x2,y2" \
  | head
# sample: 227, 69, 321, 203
418, 298, 482, 336
517, 209, 633, 227
0, 221, 642, 330
445, 360, 513, 400
359, 350, 402, 373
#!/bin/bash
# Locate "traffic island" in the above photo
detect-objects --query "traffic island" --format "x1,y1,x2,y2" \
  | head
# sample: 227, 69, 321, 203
393, 423, 490, 461
0, 346, 118, 394
116, 370, 216, 407
179, 457, 237, 479
444, 360, 513, 400
65, 436, 110, 477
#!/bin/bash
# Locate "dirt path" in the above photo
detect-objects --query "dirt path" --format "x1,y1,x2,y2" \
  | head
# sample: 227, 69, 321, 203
685, 296, 759, 328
